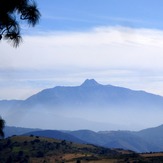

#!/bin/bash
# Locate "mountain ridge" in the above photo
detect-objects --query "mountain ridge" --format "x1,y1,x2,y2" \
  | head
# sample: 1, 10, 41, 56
4, 124, 163, 152
1, 79, 163, 131
22, 79, 163, 107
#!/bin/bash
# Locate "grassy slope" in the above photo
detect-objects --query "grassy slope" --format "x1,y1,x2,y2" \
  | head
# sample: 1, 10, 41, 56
0, 135, 163, 163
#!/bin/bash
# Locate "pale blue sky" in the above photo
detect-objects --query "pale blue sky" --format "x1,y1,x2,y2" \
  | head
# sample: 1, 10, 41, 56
1, 0, 163, 99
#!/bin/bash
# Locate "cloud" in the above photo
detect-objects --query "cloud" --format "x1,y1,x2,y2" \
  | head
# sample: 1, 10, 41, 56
1, 26, 163, 99
2, 26, 163, 68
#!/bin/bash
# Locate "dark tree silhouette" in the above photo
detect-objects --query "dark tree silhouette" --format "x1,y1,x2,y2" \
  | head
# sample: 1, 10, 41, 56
0, 117, 5, 138
0, 0, 41, 47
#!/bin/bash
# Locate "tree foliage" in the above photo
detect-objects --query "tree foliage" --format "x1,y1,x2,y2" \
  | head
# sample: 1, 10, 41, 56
0, 0, 41, 47
0, 117, 5, 138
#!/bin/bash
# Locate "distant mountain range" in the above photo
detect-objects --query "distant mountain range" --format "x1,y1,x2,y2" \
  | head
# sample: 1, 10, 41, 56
4, 124, 163, 153
1, 79, 163, 130
18, 79, 163, 109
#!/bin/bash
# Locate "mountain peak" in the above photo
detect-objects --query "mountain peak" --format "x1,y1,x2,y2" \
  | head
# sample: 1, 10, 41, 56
81, 79, 100, 87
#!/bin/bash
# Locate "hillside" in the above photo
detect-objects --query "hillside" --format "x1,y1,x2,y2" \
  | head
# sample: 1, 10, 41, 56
0, 135, 132, 163
23, 130, 86, 144
1, 135, 163, 163
136, 124, 163, 150
68, 130, 157, 153
61, 125, 163, 152
5, 124, 163, 153
24, 128, 161, 153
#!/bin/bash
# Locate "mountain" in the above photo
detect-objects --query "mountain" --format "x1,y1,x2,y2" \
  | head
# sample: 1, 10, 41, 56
1, 79, 163, 130
21, 78, 163, 109
4, 124, 163, 152
23, 130, 86, 144
4, 126, 41, 138
25, 125, 163, 152
136, 124, 163, 150
68, 125, 163, 152
68, 130, 160, 153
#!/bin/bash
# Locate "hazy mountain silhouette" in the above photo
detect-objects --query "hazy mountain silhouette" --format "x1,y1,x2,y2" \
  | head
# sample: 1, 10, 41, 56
23, 124, 163, 152
68, 130, 160, 152
4, 126, 41, 138
16, 79, 163, 110
23, 130, 86, 144
136, 124, 163, 149
5, 124, 163, 152
1, 79, 163, 130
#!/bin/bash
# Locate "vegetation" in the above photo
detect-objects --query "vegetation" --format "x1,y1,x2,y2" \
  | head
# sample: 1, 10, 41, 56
0, 117, 5, 138
0, 135, 163, 163
0, 0, 41, 47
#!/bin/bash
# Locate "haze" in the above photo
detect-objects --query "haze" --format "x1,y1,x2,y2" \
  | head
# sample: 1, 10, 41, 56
1, 0, 163, 131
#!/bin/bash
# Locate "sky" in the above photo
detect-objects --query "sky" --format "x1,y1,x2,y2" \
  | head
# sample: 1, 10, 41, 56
1, 0, 163, 100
